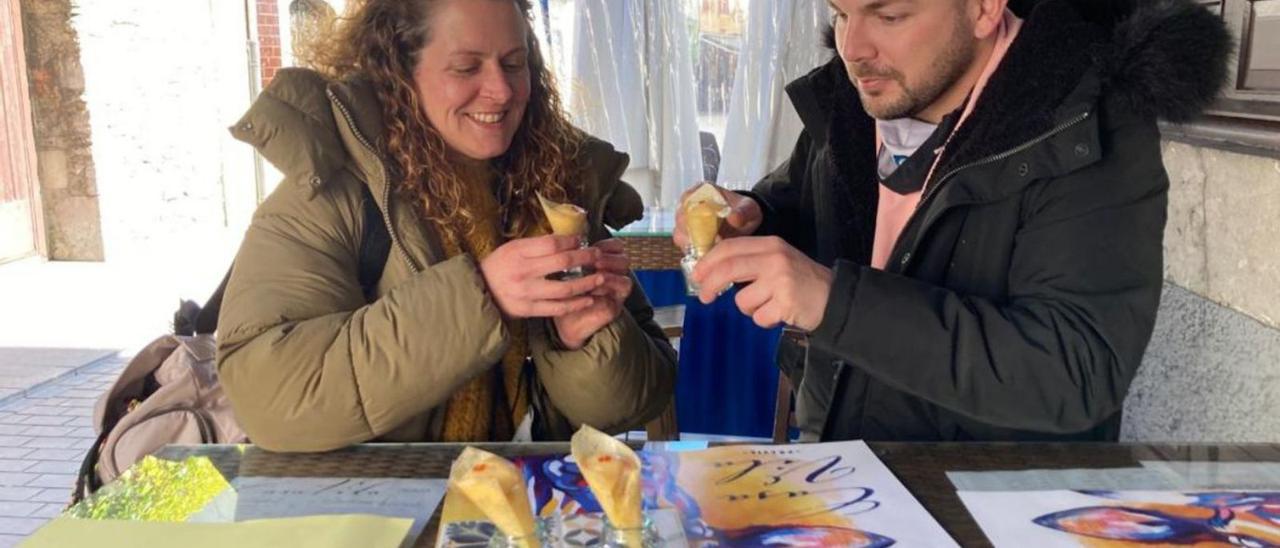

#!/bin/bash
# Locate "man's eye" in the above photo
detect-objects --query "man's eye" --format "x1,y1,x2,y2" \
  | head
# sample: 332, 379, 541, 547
880, 14, 905, 23
453, 66, 479, 75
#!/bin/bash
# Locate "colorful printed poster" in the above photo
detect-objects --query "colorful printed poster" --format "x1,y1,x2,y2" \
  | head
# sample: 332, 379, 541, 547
438, 441, 956, 547
959, 490, 1280, 547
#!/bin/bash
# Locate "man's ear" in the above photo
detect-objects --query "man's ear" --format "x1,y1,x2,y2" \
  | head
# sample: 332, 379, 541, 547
972, 0, 1010, 39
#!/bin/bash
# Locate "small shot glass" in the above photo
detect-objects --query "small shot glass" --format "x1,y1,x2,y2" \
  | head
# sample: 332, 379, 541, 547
548, 235, 591, 281
486, 516, 558, 548
601, 516, 660, 548
680, 245, 704, 297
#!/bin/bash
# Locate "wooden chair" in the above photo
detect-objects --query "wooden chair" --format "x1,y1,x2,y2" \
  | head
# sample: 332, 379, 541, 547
620, 235, 684, 441
772, 372, 793, 444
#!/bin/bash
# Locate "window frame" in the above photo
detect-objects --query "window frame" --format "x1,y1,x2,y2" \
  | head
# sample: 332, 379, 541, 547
1163, 0, 1280, 157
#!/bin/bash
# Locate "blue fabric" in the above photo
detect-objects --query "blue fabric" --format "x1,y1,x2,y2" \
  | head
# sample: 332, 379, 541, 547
635, 271, 781, 438
633, 270, 686, 308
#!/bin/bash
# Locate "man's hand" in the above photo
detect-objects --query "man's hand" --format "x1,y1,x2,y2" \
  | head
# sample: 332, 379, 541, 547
552, 239, 634, 349
692, 236, 833, 331
672, 183, 764, 250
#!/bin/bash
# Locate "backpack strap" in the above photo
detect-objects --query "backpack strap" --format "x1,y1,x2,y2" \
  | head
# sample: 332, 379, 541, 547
356, 186, 392, 302
189, 183, 392, 335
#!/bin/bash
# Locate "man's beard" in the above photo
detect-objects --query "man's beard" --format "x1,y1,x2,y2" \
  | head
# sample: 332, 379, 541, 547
851, 21, 978, 120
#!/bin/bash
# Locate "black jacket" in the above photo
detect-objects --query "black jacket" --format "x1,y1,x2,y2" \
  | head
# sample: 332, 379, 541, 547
750, 0, 1231, 441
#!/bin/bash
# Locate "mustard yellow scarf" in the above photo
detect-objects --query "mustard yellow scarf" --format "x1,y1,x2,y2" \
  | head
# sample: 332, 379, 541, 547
437, 176, 540, 442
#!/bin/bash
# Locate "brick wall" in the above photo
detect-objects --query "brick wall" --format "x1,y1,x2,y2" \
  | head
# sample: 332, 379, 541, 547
256, 0, 281, 86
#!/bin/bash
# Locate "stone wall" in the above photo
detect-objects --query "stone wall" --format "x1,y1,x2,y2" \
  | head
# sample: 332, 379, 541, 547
19, 0, 103, 261
1123, 143, 1280, 442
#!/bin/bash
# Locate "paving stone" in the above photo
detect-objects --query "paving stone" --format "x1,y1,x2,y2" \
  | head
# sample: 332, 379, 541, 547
0, 474, 35, 487
24, 449, 82, 462
0, 487, 40, 502
59, 406, 94, 418
0, 516, 47, 535
20, 426, 74, 438
24, 475, 74, 490
0, 437, 30, 448
29, 503, 63, 519
0, 461, 31, 473
24, 461, 80, 476
0, 449, 32, 460
23, 386, 65, 399
58, 390, 101, 400
0, 426, 28, 436
22, 438, 81, 450
0, 501, 41, 518
28, 489, 71, 505
14, 406, 64, 417
0, 349, 115, 368
18, 415, 74, 427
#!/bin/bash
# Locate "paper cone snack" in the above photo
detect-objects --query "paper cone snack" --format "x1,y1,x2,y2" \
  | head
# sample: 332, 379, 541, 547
448, 447, 539, 545
570, 425, 643, 534
682, 183, 730, 255
537, 194, 588, 237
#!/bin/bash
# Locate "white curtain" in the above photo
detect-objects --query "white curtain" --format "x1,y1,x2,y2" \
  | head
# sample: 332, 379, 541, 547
718, 0, 829, 188
566, 0, 703, 207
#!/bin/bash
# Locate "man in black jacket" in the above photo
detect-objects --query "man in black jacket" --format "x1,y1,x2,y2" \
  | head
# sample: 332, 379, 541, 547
675, 0, 1230, 441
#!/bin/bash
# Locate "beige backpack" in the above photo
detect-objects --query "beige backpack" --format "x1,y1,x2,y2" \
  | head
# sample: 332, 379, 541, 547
77, 333, 247, 494
71, 184, 390, 504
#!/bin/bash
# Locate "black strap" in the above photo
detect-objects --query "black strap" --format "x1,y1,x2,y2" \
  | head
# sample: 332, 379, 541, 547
357, 187, 392, 303
189, 184, 391, 335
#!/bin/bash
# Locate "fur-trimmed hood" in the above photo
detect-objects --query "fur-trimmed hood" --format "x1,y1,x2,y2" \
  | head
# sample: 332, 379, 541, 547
803, 0, 1233, 142
813, 0, 1231, 125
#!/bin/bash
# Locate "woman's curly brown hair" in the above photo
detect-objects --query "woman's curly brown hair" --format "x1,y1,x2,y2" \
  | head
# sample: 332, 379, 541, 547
295, 0, 582, 241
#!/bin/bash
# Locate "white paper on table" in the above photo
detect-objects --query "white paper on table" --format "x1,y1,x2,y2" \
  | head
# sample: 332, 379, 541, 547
958, 489, 1280, 547
232, 477, 447, 543
947, 467, 1176, 491
1140, 460, 1280, 489
820, 441, 960, 547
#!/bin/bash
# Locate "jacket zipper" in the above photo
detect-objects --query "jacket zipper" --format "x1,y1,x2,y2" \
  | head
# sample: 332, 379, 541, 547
326, 88, 421, 274
895, 110, 1093, 270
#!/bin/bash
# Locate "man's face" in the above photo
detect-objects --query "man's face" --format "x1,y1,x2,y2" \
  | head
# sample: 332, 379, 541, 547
829, 0, 979, 120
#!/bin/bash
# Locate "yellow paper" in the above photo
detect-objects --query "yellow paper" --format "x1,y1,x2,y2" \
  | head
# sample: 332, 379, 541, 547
682, 183, 730, 255
571, 425, 643, 532
447, 447, 538, 543
537, 193, 588, 237
21, 515, 413, 548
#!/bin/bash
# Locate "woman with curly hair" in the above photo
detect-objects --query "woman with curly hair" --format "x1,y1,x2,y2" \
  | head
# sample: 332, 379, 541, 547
216, 0, 677, 451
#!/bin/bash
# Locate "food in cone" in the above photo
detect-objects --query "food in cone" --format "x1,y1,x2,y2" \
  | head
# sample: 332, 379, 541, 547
570, 425, 643, 541
537, 194, 588, 237
682, 184, 730, 255
448, 447, 540, 546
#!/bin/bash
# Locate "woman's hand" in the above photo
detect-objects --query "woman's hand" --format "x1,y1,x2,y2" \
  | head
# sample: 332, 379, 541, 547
552, 239, 634, 349
479, 235, 605, 318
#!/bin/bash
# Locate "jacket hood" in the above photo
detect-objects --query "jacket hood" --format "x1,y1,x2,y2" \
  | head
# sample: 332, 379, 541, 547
229, 68, 645, 230
812, 0, 1231, 125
